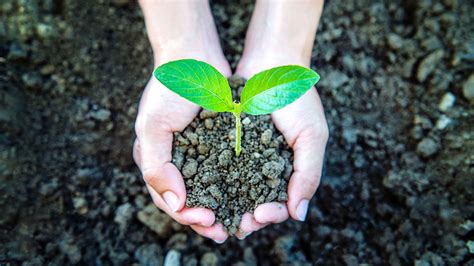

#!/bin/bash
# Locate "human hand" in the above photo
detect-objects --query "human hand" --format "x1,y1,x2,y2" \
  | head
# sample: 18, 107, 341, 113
234, 58, 329, 239
230, 0, 325, 239
133, 56, 232, 243
135, 0, 232, 243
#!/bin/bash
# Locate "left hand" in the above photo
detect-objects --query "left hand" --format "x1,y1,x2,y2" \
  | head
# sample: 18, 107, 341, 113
234, 59, 329, 239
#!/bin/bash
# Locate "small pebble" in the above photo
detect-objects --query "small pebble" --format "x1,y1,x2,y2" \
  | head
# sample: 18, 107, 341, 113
185, 132, 199, 146
438, 92, 455, 112
36, 23, 55, 39
199, 110, 218, 119
182, 159, 198, 178
164, 250, 181, 266
40, 64, 55, 75
462, 74, 474, 101
204, 118, 214, 129
201, 252, 219, 266
327, 70, 349, 88
467, 241, 474, 254
90, 108, 111, 121
114, 203, 135, 231
435, 115, 452, 130
416, 137, 440, 158
261, 129, 273, 145
416, 50, 444, 82
22, 72, 42, 90
134, 244, 162, 266
228, 127, 238, 140
7, 43, 27, 60
73, 197, 88, 215
197, 144, 210, 155
262, 161, 285, 179
218, 150, 232, 167
387, 33, 403, 50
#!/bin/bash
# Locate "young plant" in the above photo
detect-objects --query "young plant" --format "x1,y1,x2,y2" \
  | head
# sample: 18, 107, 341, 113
154, 59, 320, 156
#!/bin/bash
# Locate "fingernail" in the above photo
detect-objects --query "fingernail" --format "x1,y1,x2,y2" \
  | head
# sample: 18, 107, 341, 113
214, 238, 225, 244
296, 199, 309, 221
162, 191, 180, 212
199, 220, 211, 227
237, 231, 251, 240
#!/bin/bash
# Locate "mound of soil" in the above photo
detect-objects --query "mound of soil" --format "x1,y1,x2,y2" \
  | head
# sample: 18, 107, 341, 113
172, 77, 291, 235
2, 0, 473, 265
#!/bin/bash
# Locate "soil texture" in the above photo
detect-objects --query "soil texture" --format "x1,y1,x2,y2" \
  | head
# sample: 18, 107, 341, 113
174, 78, 290, 234
1, 0, 473, 265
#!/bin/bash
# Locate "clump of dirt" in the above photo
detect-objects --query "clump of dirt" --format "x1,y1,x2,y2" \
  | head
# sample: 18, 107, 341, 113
172, 77, 291, 235
2, 0, 474, 264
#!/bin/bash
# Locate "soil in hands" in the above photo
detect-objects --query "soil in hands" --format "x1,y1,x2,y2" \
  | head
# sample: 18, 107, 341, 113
171, 76, 292, 235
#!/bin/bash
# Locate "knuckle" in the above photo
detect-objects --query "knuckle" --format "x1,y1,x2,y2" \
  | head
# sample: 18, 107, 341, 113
134, 115, 145, 136
151, 202, 187, 224
320, 124, 329, 142
142, 168, 160, 185
175, 217, 190, 226
168, 214, 184, 224
142, 173, 153, 185
133, 139, 140, 152
305, 122, 329, 142
304, 173, 321, 190
132, 142, 139, 163
134, 113, 170, 137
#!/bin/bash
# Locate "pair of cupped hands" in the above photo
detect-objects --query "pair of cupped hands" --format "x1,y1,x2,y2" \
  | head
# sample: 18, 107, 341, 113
133, 48, 328, 243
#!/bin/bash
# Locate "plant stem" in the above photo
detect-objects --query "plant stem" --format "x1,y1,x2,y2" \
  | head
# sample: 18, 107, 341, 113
234, 112, 241, 156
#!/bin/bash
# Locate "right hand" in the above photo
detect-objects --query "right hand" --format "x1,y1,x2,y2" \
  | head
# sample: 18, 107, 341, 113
133, 57, 231, 243
137, 0, 234, 243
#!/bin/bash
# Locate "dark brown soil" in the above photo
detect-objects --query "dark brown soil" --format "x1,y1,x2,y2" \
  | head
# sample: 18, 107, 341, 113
1, 0, 474, 265
173, 78, 291, 234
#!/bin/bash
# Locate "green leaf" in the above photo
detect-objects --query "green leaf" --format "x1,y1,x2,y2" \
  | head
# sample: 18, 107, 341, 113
240, 65, 320, 115
153, 59, 233, 112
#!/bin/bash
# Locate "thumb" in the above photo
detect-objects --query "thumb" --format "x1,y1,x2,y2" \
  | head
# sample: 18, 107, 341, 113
271, 89, 328, 222
134, 134, 216, 227
143, 162, 186, 213
286, 126, 328, 221
134, 128, 186, 213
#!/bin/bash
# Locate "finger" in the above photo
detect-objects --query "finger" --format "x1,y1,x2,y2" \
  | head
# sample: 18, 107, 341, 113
254, 202, 289, 224
135, 115, 187, 213
272, 89, 328, 222
190, 223, 229, 244
137, 140, 212, 225
236, 203, 288, 239
137, 135, 215, 227
140, 133, 185, 209
147, 184, 215, 226
287, 124, 327, 222
236, 213, 268, 240
133, 139, 141, 167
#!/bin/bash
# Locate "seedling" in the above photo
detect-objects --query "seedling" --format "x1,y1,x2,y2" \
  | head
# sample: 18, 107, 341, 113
154, 59, 320, 156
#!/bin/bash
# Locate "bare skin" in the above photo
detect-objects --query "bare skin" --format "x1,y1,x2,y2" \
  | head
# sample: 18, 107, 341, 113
135, 0, 231, 243
235, 0, 327, 240
134, 0, 327, 243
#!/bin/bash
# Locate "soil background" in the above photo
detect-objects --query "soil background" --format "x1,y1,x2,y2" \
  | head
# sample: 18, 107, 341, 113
1, 0, 473, 265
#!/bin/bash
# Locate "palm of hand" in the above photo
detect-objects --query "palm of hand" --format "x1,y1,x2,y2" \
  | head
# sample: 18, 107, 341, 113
236, 88, 328, 238
134, 74, 230, 243
134, 59, 327, 242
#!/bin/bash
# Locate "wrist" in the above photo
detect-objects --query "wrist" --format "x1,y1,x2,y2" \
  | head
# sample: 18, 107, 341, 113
236, 50, 311, 79
152, 48, 232, 78
239, 30, 314, 68
140, 0, 227, 69
236, 0, 324, 78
